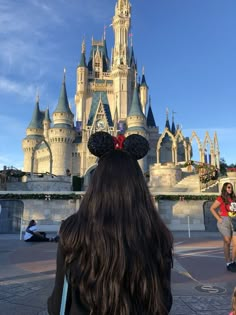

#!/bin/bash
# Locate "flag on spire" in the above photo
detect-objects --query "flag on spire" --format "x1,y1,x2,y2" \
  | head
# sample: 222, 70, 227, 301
104, 24, 107, 39
129, 32, 133, 46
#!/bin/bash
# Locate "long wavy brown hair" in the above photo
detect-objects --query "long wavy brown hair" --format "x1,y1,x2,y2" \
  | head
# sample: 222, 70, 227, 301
221, 182, 236, 204
60, 150, 173, 314
231, 286, 236, 315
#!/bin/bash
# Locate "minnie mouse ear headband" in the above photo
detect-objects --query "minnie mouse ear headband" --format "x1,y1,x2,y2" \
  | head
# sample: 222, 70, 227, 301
87, 131, 149, 160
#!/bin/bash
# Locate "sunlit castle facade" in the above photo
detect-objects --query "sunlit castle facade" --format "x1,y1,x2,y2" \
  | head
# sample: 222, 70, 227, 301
22, 0, 220, 187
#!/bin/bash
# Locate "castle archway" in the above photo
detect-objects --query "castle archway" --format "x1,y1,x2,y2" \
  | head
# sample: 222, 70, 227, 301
175, 130, 187, 163
31, 140, 53, 174
189, 131, 202, 163
157, 128, 175, 164
213, 132, 220, 168
203, 132, 213, 165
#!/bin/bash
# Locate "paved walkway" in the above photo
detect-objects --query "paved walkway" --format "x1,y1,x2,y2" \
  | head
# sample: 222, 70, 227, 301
0, 231, 235, 314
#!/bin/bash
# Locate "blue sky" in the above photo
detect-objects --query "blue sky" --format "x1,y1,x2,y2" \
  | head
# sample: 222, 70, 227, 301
0, 0, 236, 170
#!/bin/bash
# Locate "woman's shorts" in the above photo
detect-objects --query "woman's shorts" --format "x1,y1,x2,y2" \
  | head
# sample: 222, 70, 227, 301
217, 216, 236, 237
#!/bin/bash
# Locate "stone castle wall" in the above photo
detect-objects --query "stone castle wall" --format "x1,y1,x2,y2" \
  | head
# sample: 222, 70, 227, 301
0, 192, 218, 232
22, 198, 81, 231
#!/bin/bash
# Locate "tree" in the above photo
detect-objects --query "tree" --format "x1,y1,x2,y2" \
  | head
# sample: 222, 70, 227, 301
219, 158, 227, 176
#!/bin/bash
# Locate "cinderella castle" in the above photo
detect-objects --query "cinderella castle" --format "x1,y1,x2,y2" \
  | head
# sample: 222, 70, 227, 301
21, 0, 220, 192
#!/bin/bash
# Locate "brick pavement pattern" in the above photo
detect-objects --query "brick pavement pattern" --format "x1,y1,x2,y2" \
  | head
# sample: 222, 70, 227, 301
0, 232, 235, 315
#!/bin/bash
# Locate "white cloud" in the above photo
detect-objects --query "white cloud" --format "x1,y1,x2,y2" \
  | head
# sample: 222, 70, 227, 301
0, 1, 63, 77
0, 77, 36, 99
31, 0, 63, 24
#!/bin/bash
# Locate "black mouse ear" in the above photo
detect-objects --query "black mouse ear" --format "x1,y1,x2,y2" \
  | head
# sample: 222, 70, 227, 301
123, 134, 149, 160
87, 132, 114, 157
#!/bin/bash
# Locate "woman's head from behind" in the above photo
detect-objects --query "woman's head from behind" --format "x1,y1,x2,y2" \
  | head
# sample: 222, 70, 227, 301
84, 132, 152, 230
86, 149, 150, 221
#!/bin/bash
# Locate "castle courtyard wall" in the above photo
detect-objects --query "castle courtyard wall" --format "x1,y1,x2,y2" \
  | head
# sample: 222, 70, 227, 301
0, 192, 218, 233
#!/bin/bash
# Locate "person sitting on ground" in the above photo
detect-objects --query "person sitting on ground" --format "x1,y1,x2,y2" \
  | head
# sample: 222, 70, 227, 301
24, 219, 51, 242
48, 132, 173, 315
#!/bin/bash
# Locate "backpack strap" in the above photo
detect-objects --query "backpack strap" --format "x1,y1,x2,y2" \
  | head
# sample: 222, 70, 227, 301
60, 274, 69, 315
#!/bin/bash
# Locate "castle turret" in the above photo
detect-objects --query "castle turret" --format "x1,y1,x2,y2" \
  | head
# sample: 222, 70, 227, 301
43, 108, 51, 140
48, 71, 75, 175
146, 97, 158, 165
126, 85, 146, 132
126, 84, 148, 171
75, 40, 88, 132
112, 0, 131, 67
111, 0, 132, 120
22, 96, 44, 172
87, 37, 110, 76
160, 108, 172, 163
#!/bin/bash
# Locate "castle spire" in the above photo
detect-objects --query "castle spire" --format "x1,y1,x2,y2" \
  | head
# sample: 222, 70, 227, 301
147, 97, 156, 127
54, 70, 73, 115
112, 0, 131, 66
128, 85, 145, 118
27, 94, 42, 129
82, 39, 85, 54
63, 67, 66, 82
140, 67, 147, 87
36, 90, 39, 104
171, 110, 176, 134
103, 24, 107, 40
79, 39, 87, 67
129, 31, 133, 47
165, 107, 171, 130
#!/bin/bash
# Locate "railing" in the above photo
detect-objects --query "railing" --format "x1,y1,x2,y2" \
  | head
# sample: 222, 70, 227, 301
200, 177, 219, 191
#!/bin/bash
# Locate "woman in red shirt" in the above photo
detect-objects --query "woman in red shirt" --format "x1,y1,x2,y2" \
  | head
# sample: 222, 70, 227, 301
210, 182, 236, 272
